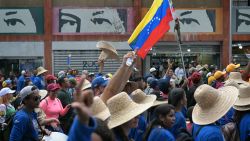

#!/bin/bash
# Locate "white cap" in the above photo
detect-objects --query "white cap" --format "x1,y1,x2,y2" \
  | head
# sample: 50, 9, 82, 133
21, 70, 26, 75
20, 86, 39, 101
150, 67, 156, 73
0, 88, 15, 97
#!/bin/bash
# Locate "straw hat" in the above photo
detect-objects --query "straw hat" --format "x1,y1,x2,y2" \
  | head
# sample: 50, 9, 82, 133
224, 79, 240, 89
192, 84, 238, 125
233, 105, 250, 111
37, 67, 48, 76
39, 90, 48, 100
226, 63, 240, 73
233, 83, 250, 107
107, 92, 153, 129
130, 89, 156, 104
225, 72, 248, 84
91, 96, 111, 121
81, 79, 92, 91
96, 41, 119, 61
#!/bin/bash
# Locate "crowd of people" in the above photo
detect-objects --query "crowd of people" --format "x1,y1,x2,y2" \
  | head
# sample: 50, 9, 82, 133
0, 51, 250, 141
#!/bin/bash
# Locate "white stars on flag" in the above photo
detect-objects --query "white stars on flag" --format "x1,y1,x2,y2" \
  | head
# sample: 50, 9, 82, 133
147, 16, 161, 35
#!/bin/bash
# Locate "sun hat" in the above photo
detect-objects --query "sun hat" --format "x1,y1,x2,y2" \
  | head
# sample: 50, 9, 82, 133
81, 79, 92, 91
192, 84, 238, 125
149, 67, 156, 73
214, 71, 226, 80
0, 87, 15, 97
196, 65, 203, 71
47, 83, 60, 91
233, 105, 250, 111
130, 89, 156, 104
58, 71, 65, 78
39, 90, 48, 100
20, 86, 39, 101
96, 41, 119, 60
224, 72, 248, 84
208, 76, 216, 85
91, 76, 108, 89
91, 96, 111, 121
226, 63, 240, 73
149, 91, 168, 106
46, 74, 57, 81
107, 92, 153, 129
233, 83, 250, 107
36, 67, 48, 76
224, 79, 240, 89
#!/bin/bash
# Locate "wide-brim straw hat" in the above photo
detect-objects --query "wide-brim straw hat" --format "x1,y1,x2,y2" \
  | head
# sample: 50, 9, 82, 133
39, 90, 48, 100
233, 105, 250, 111
152, 100, 168, 107
81, 79, 92, 91
96, 41, 119, 60
192, 84, 238, 125
225, 72, 248, 84
224, 79, 240, 89
130, 89, 156, 104
37, 66, 48, 76
91, 96, 111, 121
107, 92, 153, 129
234, 83, 250, 107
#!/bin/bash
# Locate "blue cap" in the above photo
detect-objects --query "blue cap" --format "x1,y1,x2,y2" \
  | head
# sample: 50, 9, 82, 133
91, 76, 108, 89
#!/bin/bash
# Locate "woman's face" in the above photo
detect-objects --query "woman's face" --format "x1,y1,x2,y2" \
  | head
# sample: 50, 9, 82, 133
168, 69, 173, 76
160, 109, 175, 128
91, 133, 103, 141
124, 116, 139, 128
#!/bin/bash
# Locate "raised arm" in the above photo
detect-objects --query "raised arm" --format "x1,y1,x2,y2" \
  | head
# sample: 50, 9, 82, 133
100, 51, 136, 104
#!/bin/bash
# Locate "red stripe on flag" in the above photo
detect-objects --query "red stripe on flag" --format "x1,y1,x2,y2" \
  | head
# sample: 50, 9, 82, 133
137, 8, 173, 59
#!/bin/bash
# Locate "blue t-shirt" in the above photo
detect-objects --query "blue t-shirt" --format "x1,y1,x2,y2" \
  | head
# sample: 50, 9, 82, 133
67, 117, 97, 141
239, 113, 250, 141
9, 109, 39, 141
129, 115, 147, 141
192, 123, 224, 141
148, 127, 175, 141
170, 111, 186, 137
17, 75, 25, 92
217, 108, 235, 126
33, 76, 45, 90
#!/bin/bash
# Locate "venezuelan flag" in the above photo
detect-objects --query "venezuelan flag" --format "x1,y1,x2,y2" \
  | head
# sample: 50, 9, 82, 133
128, 0, 174, 59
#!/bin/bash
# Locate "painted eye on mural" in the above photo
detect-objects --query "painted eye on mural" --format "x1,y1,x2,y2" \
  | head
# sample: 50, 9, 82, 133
91, 18, 112, 25
59, 12, 81, 32
4, 18, 25, 26
180, 18, 200, 25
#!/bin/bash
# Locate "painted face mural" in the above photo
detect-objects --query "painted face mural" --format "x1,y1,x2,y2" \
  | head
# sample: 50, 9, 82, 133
0, 9, 37, 33
59, 8, 127, 33
237, 9, 250, 33
169, 10, 216, 32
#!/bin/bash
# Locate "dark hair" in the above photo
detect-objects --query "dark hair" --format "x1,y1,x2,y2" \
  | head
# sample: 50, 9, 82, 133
187, 106, 194, 123
158, 79, 171, 94
57, 76, 66, 86
94, 118, 115, 141
112, 126, 129, 141
169, 88, 185, 107
143, 104, 175, 141
234, 110, 250, 125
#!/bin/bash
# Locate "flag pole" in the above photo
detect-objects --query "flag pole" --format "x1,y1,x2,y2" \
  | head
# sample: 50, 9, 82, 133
174, 18, 187, 79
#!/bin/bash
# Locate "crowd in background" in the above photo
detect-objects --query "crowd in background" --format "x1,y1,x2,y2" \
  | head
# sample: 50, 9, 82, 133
0, 51, 250, 141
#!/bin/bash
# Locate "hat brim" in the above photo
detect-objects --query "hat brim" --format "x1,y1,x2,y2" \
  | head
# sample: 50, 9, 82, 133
234, 96, 250, 106
39, 90, 48, 100
82, 83, 92, 91
108, 102, 153, 129
153, 100, 168, 107
235, 64, 240, 68
225, 79, 248, 85
94, 107, 111, 121
192, 86, 238, 125
37, 70, 48, 76
133, 95, 156, 104
233, 105, 250, 111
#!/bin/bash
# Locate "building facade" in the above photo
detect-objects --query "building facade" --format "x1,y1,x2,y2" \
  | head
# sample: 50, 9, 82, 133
0, 0, 249, 76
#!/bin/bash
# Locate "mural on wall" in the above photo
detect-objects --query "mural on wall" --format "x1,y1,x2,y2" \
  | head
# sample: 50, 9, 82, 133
0, 8, 44, 34
169, 10, 216, 32
236, 9, 250, 33
54, 8, 134, 34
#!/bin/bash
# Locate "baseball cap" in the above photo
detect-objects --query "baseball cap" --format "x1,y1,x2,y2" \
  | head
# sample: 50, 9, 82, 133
91, 76, 108, 89
0, 87, 15, 97
150, 67, 156, 73
47, 83, 60, 91
214, 71, 226, 80
20, 86, 39, 101
226, 63, 240, 73
158, 79, 171, 94
46, 74, 57, 81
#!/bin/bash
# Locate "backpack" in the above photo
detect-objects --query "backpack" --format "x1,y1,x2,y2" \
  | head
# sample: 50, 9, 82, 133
176, 128, 194, 141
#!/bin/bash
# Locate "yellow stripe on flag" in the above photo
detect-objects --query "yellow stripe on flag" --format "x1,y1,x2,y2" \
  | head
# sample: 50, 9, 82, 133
128, 0, 163, 44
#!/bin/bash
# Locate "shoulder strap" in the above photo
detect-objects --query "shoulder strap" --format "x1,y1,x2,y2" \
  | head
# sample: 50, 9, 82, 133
195, 125, 204, 137
45, 98, 48, 106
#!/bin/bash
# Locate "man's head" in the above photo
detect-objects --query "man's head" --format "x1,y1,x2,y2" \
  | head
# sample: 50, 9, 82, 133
58, 76, 70, 89
20, 86, 41, 109
91, 76, 108, 96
